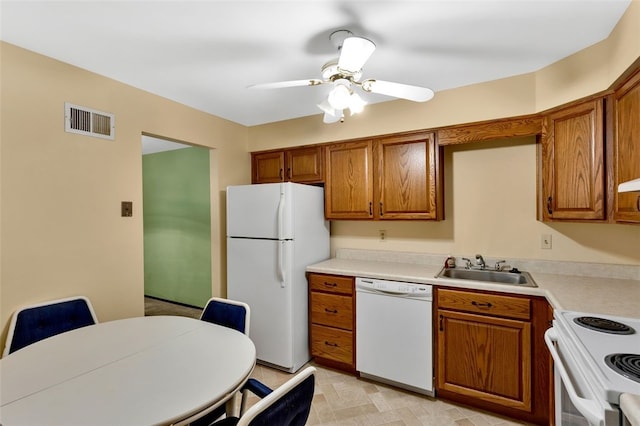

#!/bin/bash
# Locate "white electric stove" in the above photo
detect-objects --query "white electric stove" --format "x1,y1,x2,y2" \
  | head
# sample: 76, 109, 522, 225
546, 310, 640, 425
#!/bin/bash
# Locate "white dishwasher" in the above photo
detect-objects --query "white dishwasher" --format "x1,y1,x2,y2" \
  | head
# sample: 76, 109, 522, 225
355, 277, 433, 395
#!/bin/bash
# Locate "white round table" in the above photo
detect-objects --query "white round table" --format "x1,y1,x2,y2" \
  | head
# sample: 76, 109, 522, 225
0, 315, 256, 426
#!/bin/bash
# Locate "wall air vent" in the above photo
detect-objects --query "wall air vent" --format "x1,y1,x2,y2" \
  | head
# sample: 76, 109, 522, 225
64, 102, 115, 140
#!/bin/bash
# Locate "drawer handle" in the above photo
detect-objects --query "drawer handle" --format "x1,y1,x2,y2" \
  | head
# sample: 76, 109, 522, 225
547, 196, 553, 215
324, 308, 338, 314
324, 341, 339, 347
323, 282, 338, 288
637, 195, 640, 212
471, 301, 493, 308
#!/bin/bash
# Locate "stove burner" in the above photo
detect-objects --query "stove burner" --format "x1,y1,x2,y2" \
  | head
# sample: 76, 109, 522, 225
605, 353, 640, 383
574, 316, 635, 335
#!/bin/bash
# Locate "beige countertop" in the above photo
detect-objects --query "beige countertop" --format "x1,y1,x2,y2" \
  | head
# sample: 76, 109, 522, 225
307, 255, 640, 318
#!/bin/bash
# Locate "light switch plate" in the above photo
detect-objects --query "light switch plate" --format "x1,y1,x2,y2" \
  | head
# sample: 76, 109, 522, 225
121, 201, 133, 217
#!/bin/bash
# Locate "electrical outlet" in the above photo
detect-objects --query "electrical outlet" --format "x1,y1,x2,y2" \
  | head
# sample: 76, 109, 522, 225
379, 229, 386, 241
541, 233, 552, 249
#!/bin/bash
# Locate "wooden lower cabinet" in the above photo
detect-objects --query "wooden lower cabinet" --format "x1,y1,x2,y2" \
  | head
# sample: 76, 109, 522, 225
308, 273, 355, 372
435, 287, 551, 425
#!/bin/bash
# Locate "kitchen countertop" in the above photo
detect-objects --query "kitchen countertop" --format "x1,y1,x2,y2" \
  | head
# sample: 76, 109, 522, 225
307, 250, 640, 319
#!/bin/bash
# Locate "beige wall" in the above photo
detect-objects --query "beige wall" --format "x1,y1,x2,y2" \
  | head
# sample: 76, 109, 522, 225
0, 42, 250, 351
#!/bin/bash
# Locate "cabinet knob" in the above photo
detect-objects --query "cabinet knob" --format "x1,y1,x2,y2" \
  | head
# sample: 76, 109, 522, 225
324, 308, 338, 314
323, 282, 338, 288
279, 168, 284, 181
547, 196, 553, 215
287, 168, 292, 180
369, 202, 373, 216
637, 195, 640, 212
324, 341, 339, 347
379, 202, 384, 216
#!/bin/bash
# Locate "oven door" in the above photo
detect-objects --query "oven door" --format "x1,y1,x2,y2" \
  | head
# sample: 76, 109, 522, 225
545, 328, 620, 426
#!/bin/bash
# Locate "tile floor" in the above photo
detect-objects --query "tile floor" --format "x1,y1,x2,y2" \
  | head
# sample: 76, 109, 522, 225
145, 297, 531, 426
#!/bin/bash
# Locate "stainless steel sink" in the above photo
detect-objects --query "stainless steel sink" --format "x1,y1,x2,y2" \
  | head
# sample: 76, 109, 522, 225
435, 267, 538, 287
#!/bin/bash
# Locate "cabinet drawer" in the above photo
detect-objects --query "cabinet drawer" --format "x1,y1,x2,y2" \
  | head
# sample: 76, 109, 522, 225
310, 292, 353, 330
437, 288, 531, 320
309, 274, 353, 295
310, 324, 353, 364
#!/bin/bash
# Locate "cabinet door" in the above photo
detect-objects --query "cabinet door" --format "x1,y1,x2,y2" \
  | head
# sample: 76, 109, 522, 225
437, 309, 532, 412
374, 132, 442, 220
541, 99, 605, 220
324, 140, 374, 219
614, 70, 640, 222
252, 151, 285, 184
285, 146, 324, 183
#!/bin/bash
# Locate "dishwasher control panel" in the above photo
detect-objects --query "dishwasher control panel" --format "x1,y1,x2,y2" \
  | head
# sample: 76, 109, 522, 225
356, 277, 432, 298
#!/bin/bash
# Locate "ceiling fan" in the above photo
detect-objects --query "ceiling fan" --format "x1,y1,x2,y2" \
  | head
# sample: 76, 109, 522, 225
248, 30, 435, 123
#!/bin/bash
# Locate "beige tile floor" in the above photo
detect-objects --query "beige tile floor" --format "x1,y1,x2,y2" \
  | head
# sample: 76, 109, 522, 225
248, 363, 531, 426
145, 297, 531, 426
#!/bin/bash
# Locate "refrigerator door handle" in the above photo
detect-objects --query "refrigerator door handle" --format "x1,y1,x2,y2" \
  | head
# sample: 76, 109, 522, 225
277, 241, 286, 287
277, 184, 285, 240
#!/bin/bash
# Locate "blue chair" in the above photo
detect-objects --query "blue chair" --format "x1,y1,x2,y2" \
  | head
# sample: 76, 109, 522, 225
3, 296, 98, 357
199, 297, 250, 336
209, 366, 316, 426
191, 297, 251, 426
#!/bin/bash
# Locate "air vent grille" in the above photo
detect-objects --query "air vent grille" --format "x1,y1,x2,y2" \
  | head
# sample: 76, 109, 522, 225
65, 102, 115, 140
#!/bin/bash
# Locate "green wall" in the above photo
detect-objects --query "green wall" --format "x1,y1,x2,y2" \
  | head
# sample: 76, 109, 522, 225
142, 147, 212, 307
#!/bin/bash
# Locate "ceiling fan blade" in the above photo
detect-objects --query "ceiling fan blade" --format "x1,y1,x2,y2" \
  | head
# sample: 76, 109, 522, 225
338, 36, 376, 74
361, 79, 434, 102
248, 79, 323, 89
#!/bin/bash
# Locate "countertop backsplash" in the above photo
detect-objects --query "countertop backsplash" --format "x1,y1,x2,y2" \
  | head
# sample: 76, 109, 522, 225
335, 248, 640, 281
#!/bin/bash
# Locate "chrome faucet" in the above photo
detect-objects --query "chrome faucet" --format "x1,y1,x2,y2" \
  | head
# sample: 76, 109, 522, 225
461, 257, 473, 269
475, 254, 486, 270
494, 260, 507, 271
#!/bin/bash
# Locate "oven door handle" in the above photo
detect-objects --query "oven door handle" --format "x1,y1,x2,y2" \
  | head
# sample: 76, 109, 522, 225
544, 328, 605, 426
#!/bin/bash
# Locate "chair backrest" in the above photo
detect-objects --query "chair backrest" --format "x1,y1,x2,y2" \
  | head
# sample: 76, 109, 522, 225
200, 297, 250, 335
238, 366, 316, 426
3, 296, 98, 357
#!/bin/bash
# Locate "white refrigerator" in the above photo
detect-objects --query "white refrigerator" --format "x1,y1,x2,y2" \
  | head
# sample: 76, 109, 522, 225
226, 182, 330, 372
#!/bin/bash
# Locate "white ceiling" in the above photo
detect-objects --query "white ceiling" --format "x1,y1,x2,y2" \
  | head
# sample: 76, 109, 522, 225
0, 1, 632, 126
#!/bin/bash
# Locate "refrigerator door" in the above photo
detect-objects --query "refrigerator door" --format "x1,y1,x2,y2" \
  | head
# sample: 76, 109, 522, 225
227, 183, 293, 240
227, 237, 294, 369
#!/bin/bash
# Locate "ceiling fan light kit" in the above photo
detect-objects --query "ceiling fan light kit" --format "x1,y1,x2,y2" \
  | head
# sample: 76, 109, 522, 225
249, 29, 434, 124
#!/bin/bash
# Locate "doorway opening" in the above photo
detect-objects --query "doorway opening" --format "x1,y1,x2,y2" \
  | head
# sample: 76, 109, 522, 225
141, 135, 213, 313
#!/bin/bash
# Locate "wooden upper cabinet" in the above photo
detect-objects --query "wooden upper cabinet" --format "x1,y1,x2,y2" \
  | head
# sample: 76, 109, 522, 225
252, 151, 285, 183
324, 132, 443, 220
285, 146, 324, 183
540, 98, 605, 221
324, 140, 374, 219
252, 146, 323, 184
613, 69, 640, 223
375, 132, 442, 220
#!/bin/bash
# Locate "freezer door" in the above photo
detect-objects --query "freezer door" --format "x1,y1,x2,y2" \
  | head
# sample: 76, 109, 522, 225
227, 238, 294, 369
227, 183, 293, 239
